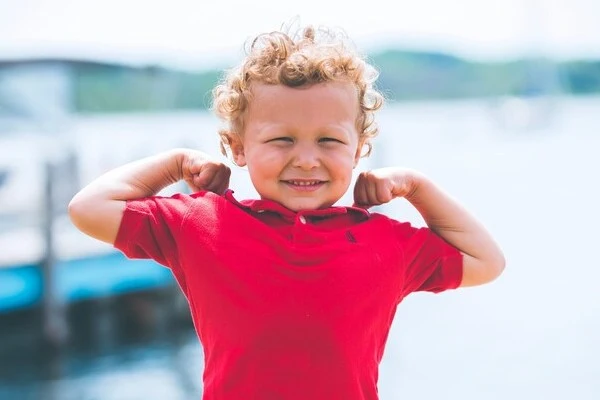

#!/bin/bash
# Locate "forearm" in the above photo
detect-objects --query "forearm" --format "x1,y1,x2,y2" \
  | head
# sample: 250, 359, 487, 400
406, 172, 505, 271
68, 148, 187, 244
76, 149, 186, 203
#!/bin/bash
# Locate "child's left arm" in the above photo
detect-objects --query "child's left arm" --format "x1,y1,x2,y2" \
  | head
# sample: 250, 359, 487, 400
353, 167, 505, 287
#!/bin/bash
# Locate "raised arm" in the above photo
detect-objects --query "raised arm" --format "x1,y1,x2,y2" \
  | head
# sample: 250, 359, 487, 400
353, 167, 505, 287
68, 148, 230, 245
402, 172, 505, 287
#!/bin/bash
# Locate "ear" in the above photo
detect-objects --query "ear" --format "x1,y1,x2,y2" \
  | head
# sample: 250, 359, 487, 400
227, 132, 247, 167
353, 139, 367, 167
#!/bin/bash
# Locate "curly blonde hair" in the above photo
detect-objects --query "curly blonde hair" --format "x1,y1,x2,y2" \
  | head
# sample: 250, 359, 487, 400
212, 25, 384, 158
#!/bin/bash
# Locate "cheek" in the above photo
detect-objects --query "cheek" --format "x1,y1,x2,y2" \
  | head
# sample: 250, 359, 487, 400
246, 149, 285, 175
328, 150, 357, 173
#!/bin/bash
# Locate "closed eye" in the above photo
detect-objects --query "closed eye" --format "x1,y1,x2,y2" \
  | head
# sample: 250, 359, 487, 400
268, 137, 294, 143
319, 137, 344, 144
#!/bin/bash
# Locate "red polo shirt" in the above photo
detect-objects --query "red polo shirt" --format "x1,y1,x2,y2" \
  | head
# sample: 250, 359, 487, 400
114, 190, 462, 400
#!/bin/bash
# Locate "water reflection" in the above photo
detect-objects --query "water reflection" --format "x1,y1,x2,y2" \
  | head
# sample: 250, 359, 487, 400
0, 291, 203, 400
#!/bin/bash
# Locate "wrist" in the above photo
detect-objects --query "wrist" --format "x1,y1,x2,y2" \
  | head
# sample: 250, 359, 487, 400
167, 147, 204, 183
402, 169, 429, 201
159, 148, 185, 184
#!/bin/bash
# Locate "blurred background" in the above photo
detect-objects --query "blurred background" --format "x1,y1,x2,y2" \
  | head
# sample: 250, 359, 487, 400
0, 0, 599, 399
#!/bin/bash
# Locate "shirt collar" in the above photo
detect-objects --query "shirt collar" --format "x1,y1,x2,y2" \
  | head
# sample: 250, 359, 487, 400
223, 189, 370, 220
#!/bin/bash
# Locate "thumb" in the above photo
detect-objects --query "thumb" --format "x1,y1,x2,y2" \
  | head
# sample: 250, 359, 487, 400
193, 165, 216, 187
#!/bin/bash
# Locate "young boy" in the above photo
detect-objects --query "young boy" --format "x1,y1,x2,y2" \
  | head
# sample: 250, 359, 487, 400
69, 25, 505, 400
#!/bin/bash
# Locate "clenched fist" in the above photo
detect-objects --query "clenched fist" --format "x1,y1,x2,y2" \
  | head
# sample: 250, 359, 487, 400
353, 167, 420, 208
179, 150, 231, 194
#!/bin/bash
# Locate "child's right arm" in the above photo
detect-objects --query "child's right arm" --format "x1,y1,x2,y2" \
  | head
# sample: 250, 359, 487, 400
68, 148, 231, 245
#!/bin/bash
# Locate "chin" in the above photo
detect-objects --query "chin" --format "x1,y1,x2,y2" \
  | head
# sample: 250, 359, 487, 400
285, 204, 316, 212
286, 200, 334, 212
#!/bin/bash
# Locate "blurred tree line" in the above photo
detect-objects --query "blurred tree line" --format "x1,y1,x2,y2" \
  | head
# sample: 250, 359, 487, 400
73, 50, 600, 112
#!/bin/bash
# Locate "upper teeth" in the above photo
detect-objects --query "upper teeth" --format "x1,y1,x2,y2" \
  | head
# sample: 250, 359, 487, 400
289, 181, 320, 186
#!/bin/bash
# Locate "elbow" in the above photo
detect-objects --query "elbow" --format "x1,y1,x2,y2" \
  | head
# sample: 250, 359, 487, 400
66, 193, 124, 245
480, 250, 506, 284
487, 252, 506, 282
67, 194, 86, 230
68, 192, 97, 232
460, 251, 506, 287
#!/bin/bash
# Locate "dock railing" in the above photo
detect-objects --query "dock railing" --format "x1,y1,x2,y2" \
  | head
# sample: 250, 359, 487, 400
40, 151, 79, 348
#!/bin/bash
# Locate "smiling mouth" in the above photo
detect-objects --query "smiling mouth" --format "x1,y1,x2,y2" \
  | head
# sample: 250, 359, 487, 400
284, 180, 323, 186
282, 180, 327, 191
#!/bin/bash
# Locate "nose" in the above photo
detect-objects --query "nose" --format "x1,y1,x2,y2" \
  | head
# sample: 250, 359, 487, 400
291, 144, 320, 170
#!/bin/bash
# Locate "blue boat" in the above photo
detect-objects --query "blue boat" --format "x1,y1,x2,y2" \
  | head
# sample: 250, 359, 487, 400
0, 252, 174, 314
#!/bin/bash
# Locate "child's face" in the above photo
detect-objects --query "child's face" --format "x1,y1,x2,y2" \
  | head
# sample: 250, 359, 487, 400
230, 81, 363, 211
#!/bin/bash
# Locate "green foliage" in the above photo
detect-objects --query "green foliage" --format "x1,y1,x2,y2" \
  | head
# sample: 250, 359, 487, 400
74, 63, 221, 112
71, 51, 600, 113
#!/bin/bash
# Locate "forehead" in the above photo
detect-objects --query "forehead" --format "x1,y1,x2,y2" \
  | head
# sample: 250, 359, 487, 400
246, 82, 359, 128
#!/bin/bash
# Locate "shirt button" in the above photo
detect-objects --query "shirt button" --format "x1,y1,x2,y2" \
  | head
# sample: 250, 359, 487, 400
298, 215, 307, 224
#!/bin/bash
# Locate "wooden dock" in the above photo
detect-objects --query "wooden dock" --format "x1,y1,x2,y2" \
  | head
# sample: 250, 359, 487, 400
0, 152, 176, 314
0, 156, 180, 348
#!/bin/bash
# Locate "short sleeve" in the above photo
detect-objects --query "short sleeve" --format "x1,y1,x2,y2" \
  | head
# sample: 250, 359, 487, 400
114, 193, 193, 270
392, 220, 463, 297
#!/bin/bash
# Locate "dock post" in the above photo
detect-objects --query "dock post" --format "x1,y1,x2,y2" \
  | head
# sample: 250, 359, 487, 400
41, 160, 69, 349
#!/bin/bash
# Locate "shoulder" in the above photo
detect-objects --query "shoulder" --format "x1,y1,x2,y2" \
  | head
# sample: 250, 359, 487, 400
359, 211, 420, 238
122, 190, 234, 227
127, 190, 227, 211
178, 190, 245, 226
359, 211, 449, 254
116, 190, 241, 248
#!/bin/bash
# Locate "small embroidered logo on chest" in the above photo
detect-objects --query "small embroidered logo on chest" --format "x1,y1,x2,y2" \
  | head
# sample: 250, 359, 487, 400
345, 230, 357, 243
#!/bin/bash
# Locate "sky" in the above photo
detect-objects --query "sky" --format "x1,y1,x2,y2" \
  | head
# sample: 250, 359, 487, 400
1, 0, 599, 69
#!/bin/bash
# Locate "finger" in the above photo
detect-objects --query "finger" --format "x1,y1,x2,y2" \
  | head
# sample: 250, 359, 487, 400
186, 156, 207, 176
376, 181, 393, 204
355, 181, 373, 208
193, 165, 218, 189
365, 184, 382, 207
210, 167, 231, 194
359, 174, 378, 206
184, 177, 204, 193
187, 162, 202, 176
353, 177, 367, 207
204, 165, 232, 194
